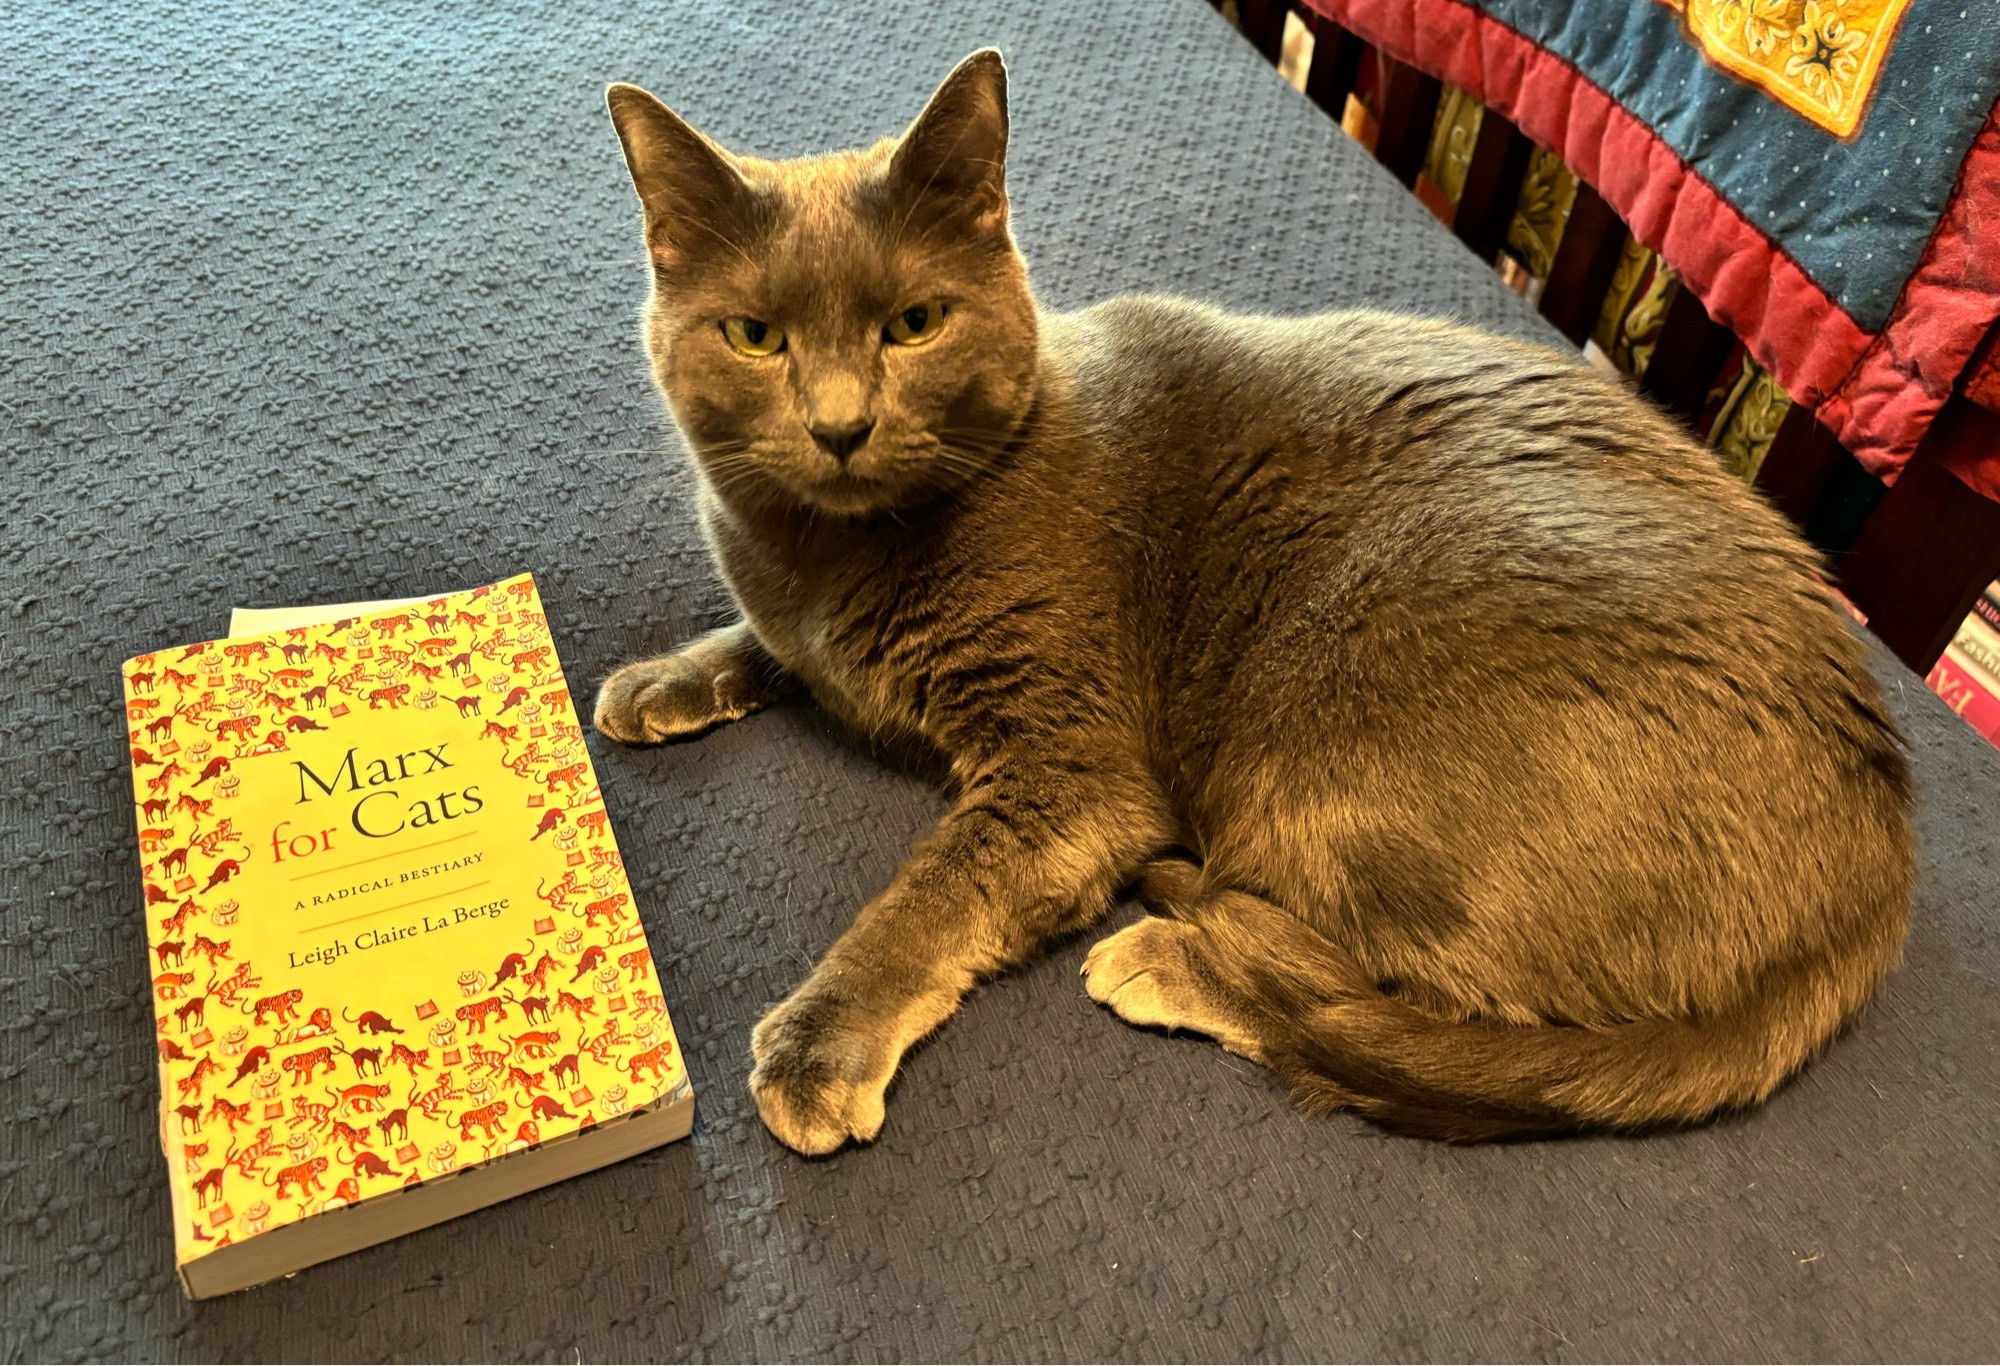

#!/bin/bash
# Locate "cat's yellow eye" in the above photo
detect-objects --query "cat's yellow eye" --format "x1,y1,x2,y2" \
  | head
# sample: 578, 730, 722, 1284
722, 317, 785, 356
885, 302, 947, 346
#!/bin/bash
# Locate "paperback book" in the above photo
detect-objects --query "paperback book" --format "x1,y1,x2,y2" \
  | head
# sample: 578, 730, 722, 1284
121, 573, 690, 1298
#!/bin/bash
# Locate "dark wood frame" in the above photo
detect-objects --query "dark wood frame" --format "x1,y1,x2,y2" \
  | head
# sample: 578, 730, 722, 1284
1217, 0, 2000, 679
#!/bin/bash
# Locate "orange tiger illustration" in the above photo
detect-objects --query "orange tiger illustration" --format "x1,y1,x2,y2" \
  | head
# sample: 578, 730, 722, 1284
153, 971, 196, 1000
455, 997, 507, 1035
386, 1042, 431, 1075
583, 894, 629, 929
452, 1101, 509, 1141
543, 762, 587, 793
367, 683, 411, 710
249, 987, 303, 1025
188, 934, 231, 966
326, 1119, 373, 1157
269, 1156, 329, 1199
157, 900, 193, 936
174, 1055, 221, 1101
206, 1095, 252, 1132
521, 952, 559, 993
214, 714, 259, 741
617, 946, 651, 982
281, 1045, 341, 1086
623, 1042, 675, 1082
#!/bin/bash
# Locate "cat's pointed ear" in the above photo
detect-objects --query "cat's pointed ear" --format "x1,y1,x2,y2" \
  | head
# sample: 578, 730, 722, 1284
605, 83, 755, 270
888, 50, 1010, 230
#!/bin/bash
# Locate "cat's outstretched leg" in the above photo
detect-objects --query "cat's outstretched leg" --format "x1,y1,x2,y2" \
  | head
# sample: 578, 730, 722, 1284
594, 621, 794, 744
750, 755, 1171, 1154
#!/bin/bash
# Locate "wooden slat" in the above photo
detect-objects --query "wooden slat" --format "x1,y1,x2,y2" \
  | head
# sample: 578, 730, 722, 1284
1803, 441, 1889, 556
1639, 282, 1739, 422
1540, 182, 1625, 347
1303, 13, 1367, 121
1754, 401, 1847, 531
1236, 0, 1288, 64
1452, 110, 1533, 265
1373, 55, 1442, 188
1839, 397, 2000, 675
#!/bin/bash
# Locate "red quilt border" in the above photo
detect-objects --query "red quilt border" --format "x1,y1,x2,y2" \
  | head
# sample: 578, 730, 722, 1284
1299, 0, 2000, 485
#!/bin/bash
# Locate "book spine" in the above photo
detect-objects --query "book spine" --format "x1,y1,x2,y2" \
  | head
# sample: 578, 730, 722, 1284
1927, 649, 2000, 747
1973, 593, 2000, 636
1950, 613, 2000, 687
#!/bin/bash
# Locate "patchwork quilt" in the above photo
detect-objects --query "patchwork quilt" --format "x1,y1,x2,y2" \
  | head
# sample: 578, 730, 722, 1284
1309, 0, 2000, 488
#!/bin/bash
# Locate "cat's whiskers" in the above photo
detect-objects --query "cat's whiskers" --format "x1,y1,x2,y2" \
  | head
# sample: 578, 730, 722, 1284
691, 444, 782, 502
926, 426, 1065, 500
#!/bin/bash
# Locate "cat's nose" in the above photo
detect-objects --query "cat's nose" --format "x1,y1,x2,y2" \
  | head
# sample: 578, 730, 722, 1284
808, 419, 875, 462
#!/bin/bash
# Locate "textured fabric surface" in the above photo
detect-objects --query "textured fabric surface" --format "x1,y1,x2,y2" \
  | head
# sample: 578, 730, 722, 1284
3, 0, 1997, 1359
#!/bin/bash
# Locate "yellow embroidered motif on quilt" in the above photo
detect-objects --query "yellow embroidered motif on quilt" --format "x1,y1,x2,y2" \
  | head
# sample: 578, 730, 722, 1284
1663, 0, 1908, 137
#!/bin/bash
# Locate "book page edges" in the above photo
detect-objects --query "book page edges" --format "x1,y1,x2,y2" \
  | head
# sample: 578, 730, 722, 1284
227, 593, 437, 637
180, 1089, 692, 1299
123, 591, 452, 675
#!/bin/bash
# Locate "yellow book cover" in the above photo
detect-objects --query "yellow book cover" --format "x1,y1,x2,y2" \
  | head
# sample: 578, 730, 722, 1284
121, 573, 691, 1298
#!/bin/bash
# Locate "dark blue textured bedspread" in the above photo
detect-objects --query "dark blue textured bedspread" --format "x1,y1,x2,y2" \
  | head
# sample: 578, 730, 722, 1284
2, 0, 1996, 1358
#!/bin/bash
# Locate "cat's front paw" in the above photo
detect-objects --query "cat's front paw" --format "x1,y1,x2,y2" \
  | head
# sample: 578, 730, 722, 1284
748, 989, 897, 1156
593, 652, 754, 745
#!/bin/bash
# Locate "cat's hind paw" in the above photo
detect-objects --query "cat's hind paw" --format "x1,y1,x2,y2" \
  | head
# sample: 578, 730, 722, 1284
1083, 917, 1260, 1057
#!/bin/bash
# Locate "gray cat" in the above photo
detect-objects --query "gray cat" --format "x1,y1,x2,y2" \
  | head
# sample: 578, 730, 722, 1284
594, 51, 1913, 1153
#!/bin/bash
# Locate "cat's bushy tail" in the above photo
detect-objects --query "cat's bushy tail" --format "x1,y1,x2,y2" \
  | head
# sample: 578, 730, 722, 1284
1137, 861, 1904, 1141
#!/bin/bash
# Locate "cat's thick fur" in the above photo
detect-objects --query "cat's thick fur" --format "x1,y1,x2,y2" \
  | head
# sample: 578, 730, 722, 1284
596, 52, 1914, 1153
